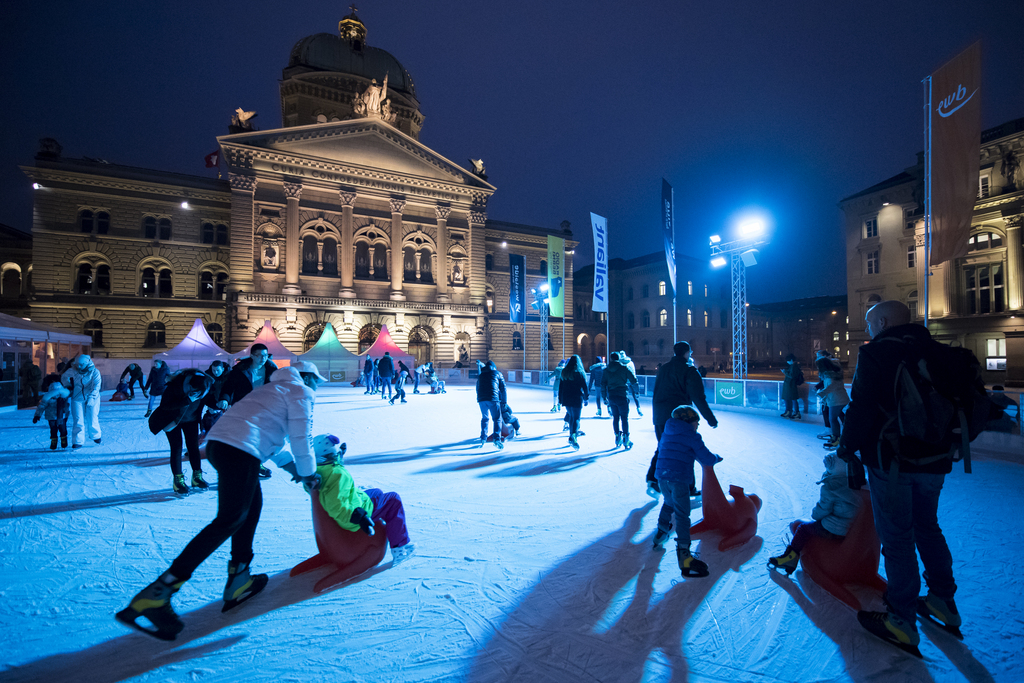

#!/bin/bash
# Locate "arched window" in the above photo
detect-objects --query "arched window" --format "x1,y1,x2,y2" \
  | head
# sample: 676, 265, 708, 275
216, 273, 228, 300
316, 114, 328, 123
627, 287, 633, 301
658, 309, 667, 327
867, 294, 882, 304
704, 310, 710, 327
303, 323, 326, 352
512, 331, 523, 350
540, 260, 548, 276
159, 218, 172, 240
372, 244, 388, 280
206, 323, 223, 347
1, 266, 21, 298
687, 281, 693, 296
686, 308, 693, 326
408, 326, 433, 364
84, 320, 103, 347
627, 341, 635, 356
403, 246, 417, 282
140, 267, 156, 296
96, 265, 110, 294
322, 238, 338, 277
486, 286, 495, 314
79, 210, 94, 233
358, 324, 381, 354
158, 269, 173, 297
200, 271, 214, 300
833, 331, 840, 342
144, 321, 166, 348
627, 312, 635, 329
642, 340, 650, 356
658, 281, 666, 296
302, 235, 319, 275
201, 222, 215, 244
354, 242, 371, 278
642, 310, 651, 327
77, 264, 93, 294
216, 223, 228, 245
485, 253, 494, 270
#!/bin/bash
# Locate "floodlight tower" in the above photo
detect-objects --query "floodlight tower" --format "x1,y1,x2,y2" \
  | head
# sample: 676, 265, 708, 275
531, 283, 550, 373
710, 219, 769, 380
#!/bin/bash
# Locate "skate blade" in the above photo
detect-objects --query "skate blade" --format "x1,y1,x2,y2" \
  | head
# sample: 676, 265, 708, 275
115, 608, 181, 641
680, 567, 710, 578
918, 606, 964, 640
222, 574, 268, 612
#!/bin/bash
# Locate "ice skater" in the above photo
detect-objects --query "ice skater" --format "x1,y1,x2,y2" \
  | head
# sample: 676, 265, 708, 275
501, 402, 521, 438
390, 361, 410, 404
588, 356, 606, 417
652, 406, 723, 578
558, 355, 588, 450
32, 374, 70, 450
119, 363, 147, 400
549, 358, 566, 412
143, 359, 169, 418
619, 350, 643, 416
219, 344, 278, 478
116, 361, 327, 641
601, 352, 639, 449
767, 452, 860, 574
476, 360, 506, 448
201, 360, 230, 435
149, 368, 215, 494
378, 351, 395, 401
61, 354, 102, 448
362, 356, 374, 394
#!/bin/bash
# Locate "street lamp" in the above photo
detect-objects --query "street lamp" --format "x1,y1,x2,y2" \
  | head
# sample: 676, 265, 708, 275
710, 217, 770, 380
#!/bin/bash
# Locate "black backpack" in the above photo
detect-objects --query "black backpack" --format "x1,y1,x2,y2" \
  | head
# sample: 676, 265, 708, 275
876, 335, 995, 475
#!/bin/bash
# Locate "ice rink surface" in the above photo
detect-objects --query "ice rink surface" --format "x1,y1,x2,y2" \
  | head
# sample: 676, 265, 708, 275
1, 383, 1021, 683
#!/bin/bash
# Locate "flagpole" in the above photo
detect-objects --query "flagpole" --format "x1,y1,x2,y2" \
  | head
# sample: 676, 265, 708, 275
922, 74, 933, 329
562, 240, 566, 361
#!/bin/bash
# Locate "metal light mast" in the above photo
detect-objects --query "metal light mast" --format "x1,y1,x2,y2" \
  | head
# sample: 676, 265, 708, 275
711, 229, 768, 380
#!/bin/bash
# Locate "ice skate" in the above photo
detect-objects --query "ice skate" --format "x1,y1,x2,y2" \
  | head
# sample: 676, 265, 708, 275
615, 433, 623, 448
191, 470, 209, 490
576, 430, 585, 436
172, 474, 190, 495
918, 594, 963, 639
94, 438, 102, 444
550, 405, 559, 413
767, 546, 800, 575
653, 525, 671, 549
392, 543, 416, 565
677, 547, 709, 578
60, 436, 68, 449
562, 421, 570, 431
823, 437, 839, 450
222, 560, 268, 612
623, 437, 634, 450
258, 464, 272, 479
637, 408, 644, 417
817, 431, 832, 440
115, 575, 186, 641
791, 413, 802, 421
780, 411, 792, 419
494, 437, 504, 450
646, 481, 660, 499
50, 437, 58, 450
144, 410, 152, 418
857, 610, 922, 658
569, 434, 579, 450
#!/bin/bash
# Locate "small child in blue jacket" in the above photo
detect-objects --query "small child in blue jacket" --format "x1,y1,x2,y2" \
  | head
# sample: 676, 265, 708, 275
768, 452, 860, 574
653, 405, 722, 577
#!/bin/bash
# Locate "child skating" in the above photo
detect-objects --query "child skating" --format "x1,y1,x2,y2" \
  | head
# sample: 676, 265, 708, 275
33, 374, 70, 449
652, 406, 722, 578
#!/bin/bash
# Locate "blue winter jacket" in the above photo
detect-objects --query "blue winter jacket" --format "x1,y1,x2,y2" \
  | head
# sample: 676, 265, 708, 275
654, 418, 720, 486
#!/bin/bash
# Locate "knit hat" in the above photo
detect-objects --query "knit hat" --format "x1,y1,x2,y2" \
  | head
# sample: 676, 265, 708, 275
313, 433, 342, 465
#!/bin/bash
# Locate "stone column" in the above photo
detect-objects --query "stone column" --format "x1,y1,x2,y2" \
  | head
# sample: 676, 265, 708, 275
227, 173, 258, 293
941, 258, 957, 317
468, 210, 487, 306
339, 190, 357, 298
389, 198, 407, 301
282, 182, 303, 295
1005, 216, 1023, 311
435, 205, 450, 303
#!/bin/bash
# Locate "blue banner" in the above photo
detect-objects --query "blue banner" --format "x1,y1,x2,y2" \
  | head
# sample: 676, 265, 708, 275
661, 179, 677, 292
509, 253, 525, 323
590, 213, 608, 312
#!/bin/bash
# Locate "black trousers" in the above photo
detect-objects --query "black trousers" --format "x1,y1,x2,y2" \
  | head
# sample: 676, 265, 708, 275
608, 395, 630, 436
167, 421, 202, 476
169, 441, 263, 580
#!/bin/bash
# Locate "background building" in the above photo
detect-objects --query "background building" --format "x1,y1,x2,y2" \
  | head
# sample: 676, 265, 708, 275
0, 223, 32, 320
748, 295, 849, 369
841, 117, 1024, 385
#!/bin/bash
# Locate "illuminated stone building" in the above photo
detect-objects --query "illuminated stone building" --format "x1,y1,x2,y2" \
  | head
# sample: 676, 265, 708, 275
841, 117, 1024, 385
22, 10, 572, 370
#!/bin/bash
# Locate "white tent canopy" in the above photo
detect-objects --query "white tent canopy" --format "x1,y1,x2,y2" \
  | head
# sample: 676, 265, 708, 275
153, 318, 232, 371
297, 322, 361, 383
233, 320, 298, 365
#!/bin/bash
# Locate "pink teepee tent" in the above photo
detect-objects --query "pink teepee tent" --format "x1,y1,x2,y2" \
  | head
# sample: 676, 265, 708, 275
362, 324, 415, 374
233, 320, 298, 366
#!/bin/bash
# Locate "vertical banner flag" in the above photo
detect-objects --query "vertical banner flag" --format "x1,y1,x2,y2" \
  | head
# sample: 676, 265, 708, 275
661, 179, 677, 292
547, 235, 565, 318
508, 254, 525, 323
590, 213, 608, 313
929, 42, 981, 266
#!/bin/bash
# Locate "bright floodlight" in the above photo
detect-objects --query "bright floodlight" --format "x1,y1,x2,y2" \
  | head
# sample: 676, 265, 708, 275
739, 217, 766, 236
709, 235, 721, 244
181, 201, 190, 209
539, 282, 550, 292
32, 183, 41, 190
710, 256, 727, 268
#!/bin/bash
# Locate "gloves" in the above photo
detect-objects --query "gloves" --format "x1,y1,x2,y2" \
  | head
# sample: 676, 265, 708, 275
847, 458, 867, 490
584, 400, 588, 407
350, 507, 375, 536
216, 400, 229, 410
32, 415, 40, 424
299, 473, 321, 494
709, 420, 719, 429
834, 443, 853, 463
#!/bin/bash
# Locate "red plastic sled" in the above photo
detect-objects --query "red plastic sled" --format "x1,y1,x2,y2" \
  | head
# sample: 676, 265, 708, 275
690, 464, 763, 551
290, 492, 388, 593
796, 489, 887, 610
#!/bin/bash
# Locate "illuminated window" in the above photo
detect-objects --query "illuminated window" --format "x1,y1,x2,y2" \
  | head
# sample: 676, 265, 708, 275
512, 331, 523, 350
206, 323, 223, 347
658, 309, 667, 327
968, 232, 1003, 252
687, 281, 693, 296
704, 310, 709, 327
964, 264, 1004, 314
978, 174, 990, 199
686, 308, 692, 326
658, 281, 666, 296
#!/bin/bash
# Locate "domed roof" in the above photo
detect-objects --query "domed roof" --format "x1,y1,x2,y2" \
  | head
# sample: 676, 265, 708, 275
288, 33, 417, 98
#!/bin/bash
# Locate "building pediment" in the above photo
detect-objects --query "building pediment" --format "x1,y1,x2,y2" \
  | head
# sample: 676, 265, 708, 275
219, 120, 494, 194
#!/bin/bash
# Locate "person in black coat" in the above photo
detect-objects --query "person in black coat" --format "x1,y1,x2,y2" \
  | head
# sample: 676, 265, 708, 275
362, 356, 374, 394
588, 357, 606, 417
218, 344, 277, 478
119, 363, 147, 400
648, 341, 717, 497
201, 360, 230, 434
143, 360, 170, 418
558, 355, 589, 449
149, 369, 214, 494
377, 352, 395, 401
475, 360, 507, 445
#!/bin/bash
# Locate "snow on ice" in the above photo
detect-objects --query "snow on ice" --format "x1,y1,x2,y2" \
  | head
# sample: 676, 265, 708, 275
1, 384, 1021, 682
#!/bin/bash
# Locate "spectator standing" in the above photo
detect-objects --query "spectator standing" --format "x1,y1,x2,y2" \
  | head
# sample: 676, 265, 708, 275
780, 354, 803, 420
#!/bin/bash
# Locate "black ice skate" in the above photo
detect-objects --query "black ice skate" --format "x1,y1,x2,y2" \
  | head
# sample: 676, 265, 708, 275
115, 576, 186, 641
653, 525, 671, 549
918, 594, 963, 640
677, 547, 709, 578
222, 560, 268, 612
767, 546, 800, 575
857, 610, 923, 658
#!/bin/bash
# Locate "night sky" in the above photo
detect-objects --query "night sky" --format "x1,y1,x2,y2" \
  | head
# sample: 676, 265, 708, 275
2, 1, 1022, 303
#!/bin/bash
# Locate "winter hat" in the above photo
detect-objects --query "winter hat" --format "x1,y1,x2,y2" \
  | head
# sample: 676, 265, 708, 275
291, 360, 328, 384
817, 453, 845, 483
313, 433, 342, 465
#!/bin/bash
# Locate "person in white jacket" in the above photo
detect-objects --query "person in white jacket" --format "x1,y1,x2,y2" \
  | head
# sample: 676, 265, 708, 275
117, 361, 328, 641
61, 354, 102, 448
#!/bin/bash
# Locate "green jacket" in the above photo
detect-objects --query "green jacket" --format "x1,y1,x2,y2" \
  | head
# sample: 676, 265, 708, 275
316, 462, 373, 533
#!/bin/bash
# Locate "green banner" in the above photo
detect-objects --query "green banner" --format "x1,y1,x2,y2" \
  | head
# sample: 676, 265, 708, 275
547, 235, 565, 317
715, 380, 744, 406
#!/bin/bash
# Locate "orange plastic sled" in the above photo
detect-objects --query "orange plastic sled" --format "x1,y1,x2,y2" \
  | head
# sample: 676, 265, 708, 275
796, 488, 887, 610
290, 492, 388, 593
690, 464, 762, 551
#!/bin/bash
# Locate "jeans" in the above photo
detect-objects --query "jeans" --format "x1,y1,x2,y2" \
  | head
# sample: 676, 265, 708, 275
169, 441, 263, 580
829, 405, 844, 439
379, 377, 393, 400
608, 395, 630, 436
790, 519, 843, 552
413, 373, 420, 392
591, 390, 603, 414
656, 479, 692, 550
565, 403, 582, 435
784, 398, 799, 415
365, 488, 411, 548
478, 400, 502, 438
363, 371, 373, 392
125, 377, 144, 398
167, 421, 202, 476
867, 467, 956, 627
48, 417, 68, 440
70, 399, 101, 445
147, 393, 160, 412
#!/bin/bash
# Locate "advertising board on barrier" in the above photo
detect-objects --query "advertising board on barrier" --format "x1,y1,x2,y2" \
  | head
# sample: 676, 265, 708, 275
715, 380, 744, 406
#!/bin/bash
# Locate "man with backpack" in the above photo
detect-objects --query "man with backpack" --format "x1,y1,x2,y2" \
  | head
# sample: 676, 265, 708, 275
837, 300, 986, 656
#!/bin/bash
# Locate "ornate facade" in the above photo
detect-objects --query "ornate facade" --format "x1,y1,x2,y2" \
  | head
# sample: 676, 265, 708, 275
841, 117, 1024, 385
21, 11, 572, 368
